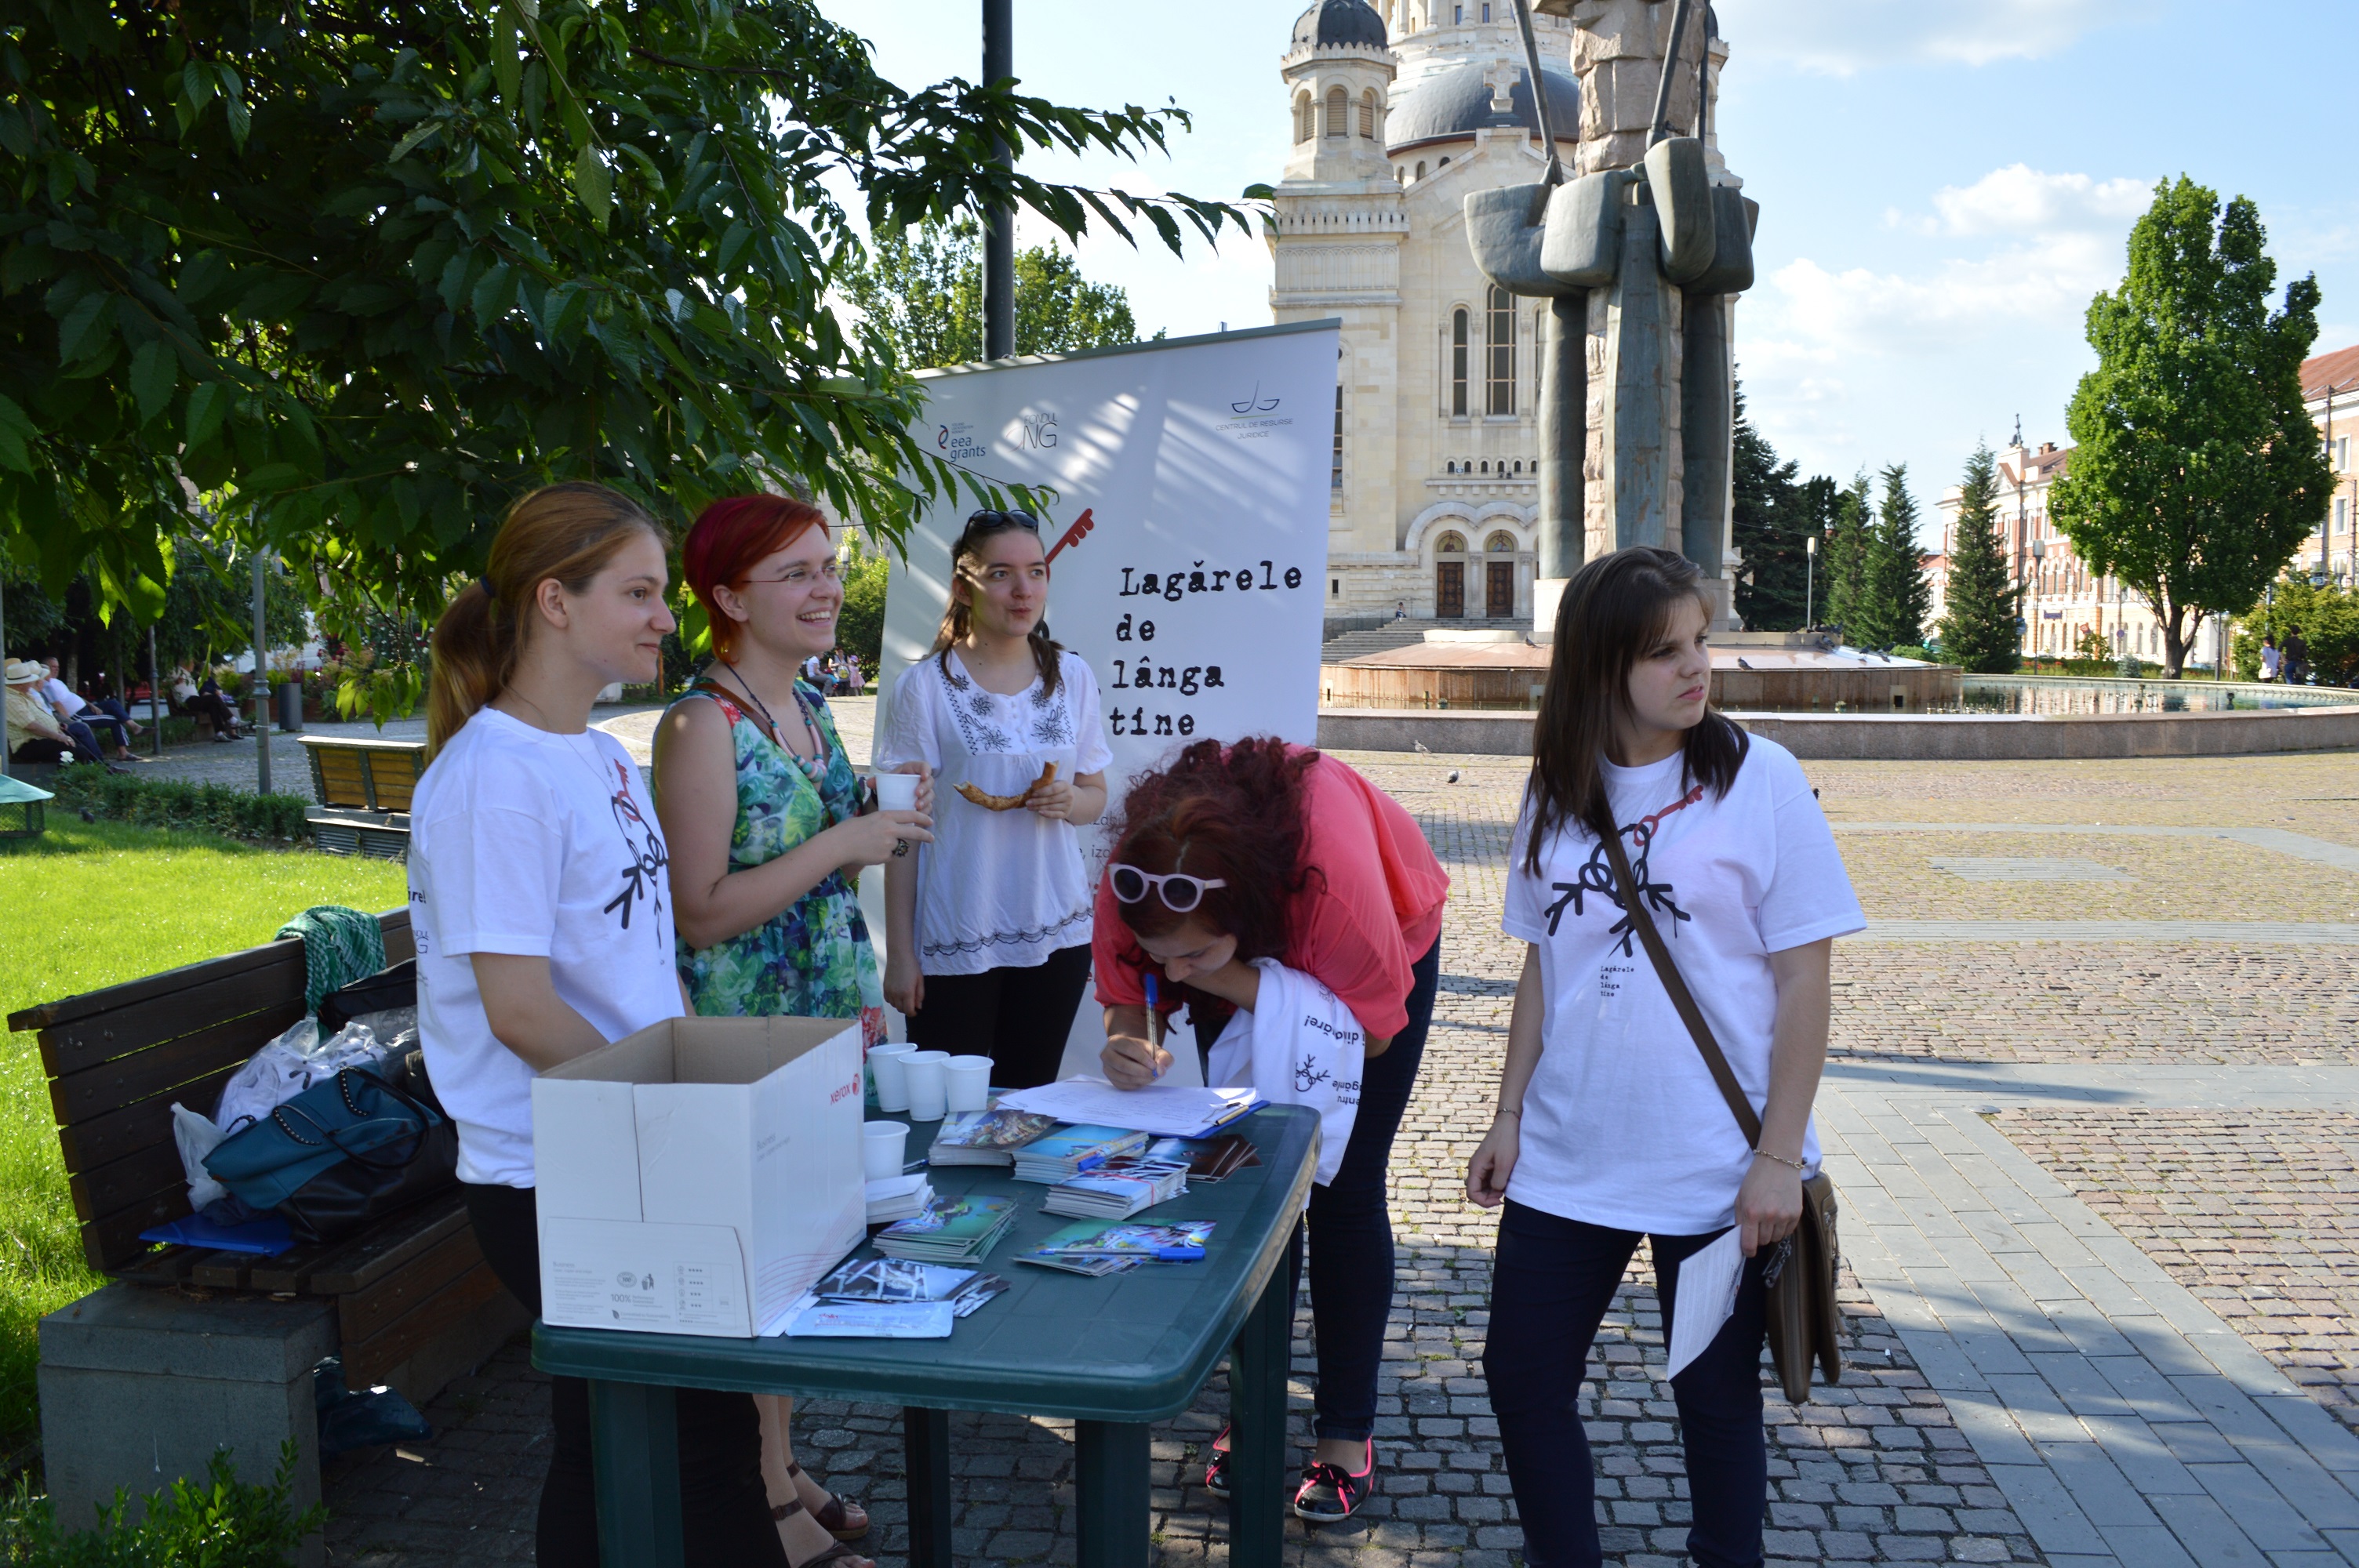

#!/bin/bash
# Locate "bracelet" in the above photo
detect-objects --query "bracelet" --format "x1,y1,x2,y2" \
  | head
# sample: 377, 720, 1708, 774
1494, 1106, 1521, 1121
1753, 1147, 1808, 1173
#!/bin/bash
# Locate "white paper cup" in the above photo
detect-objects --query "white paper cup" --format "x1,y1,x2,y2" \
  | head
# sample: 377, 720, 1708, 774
902, 1050, 950, 1121
868, 1045, 917, 1112
863, 1121, 911, 1181
943, 1054, 993, 1113
874, 771, 920, 811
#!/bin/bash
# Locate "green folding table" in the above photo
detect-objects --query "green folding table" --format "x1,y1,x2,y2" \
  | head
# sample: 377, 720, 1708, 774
533, 1102, 1318, 1568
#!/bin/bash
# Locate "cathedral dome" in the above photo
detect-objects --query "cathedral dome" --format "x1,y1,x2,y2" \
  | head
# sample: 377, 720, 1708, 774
1290, 0, 1390, 52
1386, 60, 1579, 153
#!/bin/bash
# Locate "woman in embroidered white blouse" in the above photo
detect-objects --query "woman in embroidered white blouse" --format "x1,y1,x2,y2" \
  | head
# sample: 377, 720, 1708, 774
876, 510, 1113, 1087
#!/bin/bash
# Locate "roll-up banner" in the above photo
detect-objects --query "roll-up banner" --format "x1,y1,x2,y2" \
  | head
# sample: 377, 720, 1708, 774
874, 319, 1343, 800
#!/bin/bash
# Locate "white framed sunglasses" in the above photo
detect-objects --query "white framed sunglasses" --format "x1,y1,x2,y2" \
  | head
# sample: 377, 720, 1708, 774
1107, 863, 1228, 913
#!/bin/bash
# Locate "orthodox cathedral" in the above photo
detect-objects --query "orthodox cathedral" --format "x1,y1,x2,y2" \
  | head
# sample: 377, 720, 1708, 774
1273, 0, 1732, 622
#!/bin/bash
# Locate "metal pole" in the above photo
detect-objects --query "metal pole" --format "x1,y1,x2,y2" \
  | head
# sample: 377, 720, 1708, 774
980, 0, 1016, 361
1805, 535, 1816, 628
0, 551, 9, 779
250, 549, 271, 795
147, 622, 162, 757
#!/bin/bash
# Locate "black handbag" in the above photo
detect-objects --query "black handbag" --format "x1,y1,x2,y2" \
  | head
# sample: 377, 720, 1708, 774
1601, 829, 1842, 1404
208, 1066, 457, 1245
319, 958, 418, 1035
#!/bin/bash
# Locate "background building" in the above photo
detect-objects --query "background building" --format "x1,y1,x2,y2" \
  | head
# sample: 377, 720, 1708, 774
1274, 0, 1689, 623
2302, 344, 2359, 586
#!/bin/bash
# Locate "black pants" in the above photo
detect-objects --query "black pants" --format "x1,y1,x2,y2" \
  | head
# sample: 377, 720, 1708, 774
463, 1182, 787, 1568
904, 942, 1092, 1090
1484, 1200, 1772, 1568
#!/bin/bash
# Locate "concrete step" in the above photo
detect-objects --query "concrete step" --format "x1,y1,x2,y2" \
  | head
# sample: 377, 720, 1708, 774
1321, 618, 1528, 662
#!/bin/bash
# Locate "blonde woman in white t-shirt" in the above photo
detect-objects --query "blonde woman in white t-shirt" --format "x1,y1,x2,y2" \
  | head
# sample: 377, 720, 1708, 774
408, 482, 792, 1568
1465, 546, 1864, 1568
877, 510, 1111, 1087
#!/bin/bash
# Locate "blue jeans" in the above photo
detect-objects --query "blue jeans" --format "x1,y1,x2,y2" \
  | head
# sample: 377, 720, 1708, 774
1485, 1200, 1771, 1567
1285, 935, 1441, 1443
78, 699, 133, 750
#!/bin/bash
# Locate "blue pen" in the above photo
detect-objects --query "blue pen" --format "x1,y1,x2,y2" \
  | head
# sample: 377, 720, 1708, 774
1143, 973, 1165, 1081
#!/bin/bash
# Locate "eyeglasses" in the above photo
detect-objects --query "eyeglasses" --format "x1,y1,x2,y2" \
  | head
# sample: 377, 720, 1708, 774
965, 510, 1041, 532
739, 560, 841, 586
1108, 863, 1228, 913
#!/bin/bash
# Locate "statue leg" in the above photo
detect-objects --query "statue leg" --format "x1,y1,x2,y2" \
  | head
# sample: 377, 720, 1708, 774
1680, 289, 1730, 580
1533, 290, 1587, 642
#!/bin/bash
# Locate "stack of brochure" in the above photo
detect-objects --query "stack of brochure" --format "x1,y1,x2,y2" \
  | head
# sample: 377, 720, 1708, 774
1042, 1156, 1191, 1219
865, 1173, 933, 1225
782, 1258, 1011, 1338
1017, 1219, 1217, 1274
928, 1107, 1059, 1167
996, 1081, 1267, 1139
872, 1193, 1020, 1264
1144, 1133, 1259, 1183
1011, 1124, 1149, 1185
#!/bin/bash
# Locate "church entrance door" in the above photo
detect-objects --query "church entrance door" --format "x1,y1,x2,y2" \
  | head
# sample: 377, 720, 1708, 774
1436, 561, 1464, 618
1487, 561, 1514, 619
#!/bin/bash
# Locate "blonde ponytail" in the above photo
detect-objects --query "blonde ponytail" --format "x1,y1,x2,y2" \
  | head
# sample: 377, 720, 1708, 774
424, 482, 666, 757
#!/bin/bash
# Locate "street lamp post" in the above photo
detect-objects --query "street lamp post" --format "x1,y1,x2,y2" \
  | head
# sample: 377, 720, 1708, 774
1805, 533, 1816, 629
980, 0, 1015, 361
2025, 535, 2045, 660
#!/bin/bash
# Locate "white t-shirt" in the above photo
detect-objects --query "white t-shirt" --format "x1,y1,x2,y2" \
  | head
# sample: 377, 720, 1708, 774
407, 708, 684, 1187
1206, 960, 1365, 1189
38, 678, 85, 720
1502, 735, 1863, 1235
874, 648, 1113, 975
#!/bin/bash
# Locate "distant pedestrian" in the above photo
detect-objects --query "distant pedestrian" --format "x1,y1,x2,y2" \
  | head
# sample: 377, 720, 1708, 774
1468, 546, 1864, 1568
2259, 637, 2281, 681
2284, 625, 2312, 684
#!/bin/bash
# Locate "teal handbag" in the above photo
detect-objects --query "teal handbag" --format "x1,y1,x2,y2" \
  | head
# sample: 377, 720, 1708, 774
205, 1067, 448, 1221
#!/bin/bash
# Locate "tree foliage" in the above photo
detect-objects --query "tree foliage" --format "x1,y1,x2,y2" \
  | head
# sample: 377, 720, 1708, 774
840, 217, 1146, 371
1820, 471, 1871, 641
1858, 463, 1932, 650
1730, 386, 1809, 631
2049, 176, 2330, 677
2230, 574, 2359, 684
0, 0, 1245, 657
1937, 442, 2021, 673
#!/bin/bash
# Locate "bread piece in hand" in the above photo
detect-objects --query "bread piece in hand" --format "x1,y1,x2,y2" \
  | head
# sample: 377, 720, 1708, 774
955, 760, 1057, 812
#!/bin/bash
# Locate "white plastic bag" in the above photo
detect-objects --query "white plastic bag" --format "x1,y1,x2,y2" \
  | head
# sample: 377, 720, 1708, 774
172, 1102, 229, 1210
214, 1018, 387, 1133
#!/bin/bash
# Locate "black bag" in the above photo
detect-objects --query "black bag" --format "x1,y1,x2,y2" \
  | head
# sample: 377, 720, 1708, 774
319, 959, 418, 1035
211, 1066, 456, 1246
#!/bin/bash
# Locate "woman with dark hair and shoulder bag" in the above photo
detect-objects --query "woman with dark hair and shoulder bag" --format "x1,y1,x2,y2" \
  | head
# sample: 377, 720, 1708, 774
1096, 737, 1448, 1523
407, 481, 790, 1567
1465, 546, 1864, 1568
652, 494, 929, 1568
876, 510, 1112, 1087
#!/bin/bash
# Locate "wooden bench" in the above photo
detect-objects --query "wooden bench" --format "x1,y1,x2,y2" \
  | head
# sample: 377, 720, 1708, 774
300, 736, 425, 861
5, 907, 521, 1399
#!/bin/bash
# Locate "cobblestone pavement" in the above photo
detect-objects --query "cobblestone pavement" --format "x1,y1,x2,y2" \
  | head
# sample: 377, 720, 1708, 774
315, 744, 2359, 1565
1994, 1108, 2359, 1436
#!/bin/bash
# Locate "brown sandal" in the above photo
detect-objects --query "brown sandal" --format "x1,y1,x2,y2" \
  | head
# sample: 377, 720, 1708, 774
769, 1494, 872, 1568
787, 1460, 870, 1541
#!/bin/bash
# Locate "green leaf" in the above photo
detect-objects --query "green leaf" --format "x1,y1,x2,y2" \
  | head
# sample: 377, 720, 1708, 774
184, 382, 231, 453
240, 463, 306, 493
53, 292, 111, 364
388, 120, 443, 163
130, 339, 175, 424
0, 393, 35, 472
574, 145, 612, 227
471, 260, 515, 323
225, 94, 252, 151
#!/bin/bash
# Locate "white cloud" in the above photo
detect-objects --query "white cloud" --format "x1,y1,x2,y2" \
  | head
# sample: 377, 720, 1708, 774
1714, 0, 2159, 75
1925, 165, 2154, 238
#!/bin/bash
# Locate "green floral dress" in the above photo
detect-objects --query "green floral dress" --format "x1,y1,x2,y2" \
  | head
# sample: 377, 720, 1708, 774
670, 677, 885, 1046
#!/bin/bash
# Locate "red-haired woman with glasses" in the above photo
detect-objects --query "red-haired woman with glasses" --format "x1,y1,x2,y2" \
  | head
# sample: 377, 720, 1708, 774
876, 510, 1112, 1087
654, 493, 927, 1568
1094, 737, 1448, 1523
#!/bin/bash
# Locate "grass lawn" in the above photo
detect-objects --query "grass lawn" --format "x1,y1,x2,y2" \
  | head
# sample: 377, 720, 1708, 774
0, 819, 406, 1452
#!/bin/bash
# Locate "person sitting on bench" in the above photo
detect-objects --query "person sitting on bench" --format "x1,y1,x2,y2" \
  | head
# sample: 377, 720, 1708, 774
6, 659, 109, 767
40, 659, 139, 760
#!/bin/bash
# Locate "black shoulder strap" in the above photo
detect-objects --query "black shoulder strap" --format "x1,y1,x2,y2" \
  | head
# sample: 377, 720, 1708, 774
1598, 827, 1765, 1148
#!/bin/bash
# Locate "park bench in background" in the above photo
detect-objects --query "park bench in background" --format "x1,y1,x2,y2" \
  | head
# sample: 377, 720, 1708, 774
6, 907, 524, 1534
300, 735, 425, 860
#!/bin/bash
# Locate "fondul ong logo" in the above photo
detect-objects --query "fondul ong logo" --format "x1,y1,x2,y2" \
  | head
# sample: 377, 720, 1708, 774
1230, 381, 1281, 415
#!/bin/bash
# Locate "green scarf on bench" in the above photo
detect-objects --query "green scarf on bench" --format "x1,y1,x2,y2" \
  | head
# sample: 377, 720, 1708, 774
278, 905, 387, 1017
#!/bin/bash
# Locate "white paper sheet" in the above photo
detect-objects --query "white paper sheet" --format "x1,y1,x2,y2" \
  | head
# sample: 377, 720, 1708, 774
994, 1078, 1263, 1138
1666, 1228, 1747, 1381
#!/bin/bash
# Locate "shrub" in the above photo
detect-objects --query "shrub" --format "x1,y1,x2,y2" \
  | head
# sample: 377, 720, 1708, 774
0, 1444, 322, 1566
43, 771, 310, 844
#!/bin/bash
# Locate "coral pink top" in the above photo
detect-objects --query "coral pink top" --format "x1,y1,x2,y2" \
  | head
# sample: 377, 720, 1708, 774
1092, 750, 1448, 1039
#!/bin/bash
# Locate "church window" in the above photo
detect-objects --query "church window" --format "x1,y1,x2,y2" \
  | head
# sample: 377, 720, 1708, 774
1416, 160, 1427, 180
1295, 94, 1314, 143
1325, 88, 1348, 139
1450, 309, 1470, 417
1437, 532, 1466, 554
1486, 285, 1516, 415
1332, 386, 1345, 489
1453, 5, 1463, 22
1481, 2, 1492, 18
1359, 91, 1377, 139
1479, 461, 1488, 474
1512, 459, 1521, 474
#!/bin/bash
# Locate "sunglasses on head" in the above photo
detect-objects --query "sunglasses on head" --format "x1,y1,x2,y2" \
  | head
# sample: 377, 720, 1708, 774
965, 510, 1040, 533
1108, 863, 1228, 913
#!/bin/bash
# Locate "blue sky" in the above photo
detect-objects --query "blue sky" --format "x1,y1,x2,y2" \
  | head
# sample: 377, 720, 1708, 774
818, 0, 2359, 529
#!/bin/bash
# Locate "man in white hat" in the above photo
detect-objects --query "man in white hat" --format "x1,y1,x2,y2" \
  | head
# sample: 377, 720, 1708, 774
5, 659, 107, 768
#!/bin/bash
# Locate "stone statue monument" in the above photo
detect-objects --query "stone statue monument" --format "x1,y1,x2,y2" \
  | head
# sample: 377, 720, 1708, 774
1466, 0, 1754, 637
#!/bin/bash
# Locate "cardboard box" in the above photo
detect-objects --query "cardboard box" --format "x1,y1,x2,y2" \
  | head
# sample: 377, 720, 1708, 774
532, 1016, 867, 1337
